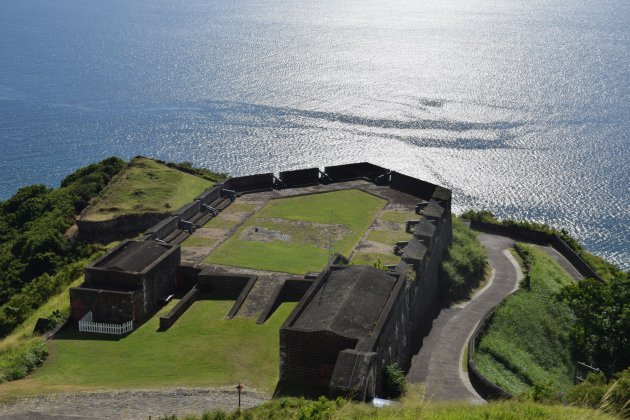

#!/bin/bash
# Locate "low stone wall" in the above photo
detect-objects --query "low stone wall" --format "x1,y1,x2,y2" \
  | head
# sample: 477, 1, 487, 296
324, 162, 389, 182
144, 216, 179, 240
77, 212, 170, 243
221, 173, 274, 194
226, 276, 258, 319
159, 287, 200, 330
197, 271, 256, 298
176, 263, 202, 291
467, 308, 513, 400
257, 278, 313, 324
470, 220, 602, 282
279, 168, 320, 187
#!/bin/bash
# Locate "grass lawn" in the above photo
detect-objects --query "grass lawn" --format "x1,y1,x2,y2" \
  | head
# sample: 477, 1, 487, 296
351, 252, 400, 267
205, 190, 386, 274
474, 245, 576, 396
0, 297, 295, 400
82, 157, 213, 221
366, 229, 410, 245
180, 235, 217, 248
380, 210, 416, 223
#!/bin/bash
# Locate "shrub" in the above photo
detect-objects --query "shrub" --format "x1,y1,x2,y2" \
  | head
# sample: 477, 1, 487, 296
383, 363, 407, 399
0, 340, 49, 383
440, 217, 487, 301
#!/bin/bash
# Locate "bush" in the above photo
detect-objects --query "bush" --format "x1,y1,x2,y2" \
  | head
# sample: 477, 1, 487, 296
383, 363, 407, 399
440, 217, 487, 301
567, 369, 630, 417
0, 340, 49, 383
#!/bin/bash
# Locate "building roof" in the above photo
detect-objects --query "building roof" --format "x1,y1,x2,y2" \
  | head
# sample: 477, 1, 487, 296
96, 240, 173, 273
292, 265, 397, 340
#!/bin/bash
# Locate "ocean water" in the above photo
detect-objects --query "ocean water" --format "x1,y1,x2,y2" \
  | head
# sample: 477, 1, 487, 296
0, 0, 628, 268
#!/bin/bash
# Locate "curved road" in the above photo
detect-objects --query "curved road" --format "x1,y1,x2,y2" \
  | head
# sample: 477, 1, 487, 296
407, 233, 522, 403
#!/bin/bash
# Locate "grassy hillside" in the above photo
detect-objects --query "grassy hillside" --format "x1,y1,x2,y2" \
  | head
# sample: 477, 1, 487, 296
474, 245, 576, 395
205, 189, 386, 274
186, 397, 614, 420
0, 297, 294, 400
82, 157, 213, 221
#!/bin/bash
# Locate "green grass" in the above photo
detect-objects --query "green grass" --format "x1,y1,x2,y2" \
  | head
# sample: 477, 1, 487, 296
180, 235, 217, 248
380, 210, 416, 223
82, 157, 213, 221
0, 298, 295, 399
194, 397, 614, 420
205, 190, 386, 274
474, 245, 576, 396
366, 229, 411, 245
351, 252, 400, 267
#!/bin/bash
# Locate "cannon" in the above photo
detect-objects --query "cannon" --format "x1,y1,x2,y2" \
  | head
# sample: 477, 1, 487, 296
178, 220, 197, 234
415, 202, 429, 214
393, 241, 409, 256
405, 220, 420, 233
319, 170, 332, 184
201, 203, 220, 216
220, 188, 237, 202
273, 176, 286, 190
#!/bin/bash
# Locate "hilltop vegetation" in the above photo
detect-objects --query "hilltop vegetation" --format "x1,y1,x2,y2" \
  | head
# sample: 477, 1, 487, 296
474, 245, 576, 396
0, 157, 125, 337
173, 396, 615, 420
82, 157, 216, 221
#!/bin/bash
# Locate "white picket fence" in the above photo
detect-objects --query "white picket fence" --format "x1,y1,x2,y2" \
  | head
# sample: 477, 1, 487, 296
78, 311, 133, 335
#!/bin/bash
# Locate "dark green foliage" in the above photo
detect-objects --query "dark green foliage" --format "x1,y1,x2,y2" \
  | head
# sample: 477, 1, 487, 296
46, 309, 67, 330
566, 369, 630, 417
0, 340, 49, 383
559, 274, 630, 378
461, 210, 624, 283
440, 217, 487, 301
0, 157, 123, 337
383, 363, 407, 399
475, 245, 576, 395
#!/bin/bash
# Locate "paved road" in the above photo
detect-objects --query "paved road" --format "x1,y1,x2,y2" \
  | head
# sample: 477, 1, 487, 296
407, 233, 522, 403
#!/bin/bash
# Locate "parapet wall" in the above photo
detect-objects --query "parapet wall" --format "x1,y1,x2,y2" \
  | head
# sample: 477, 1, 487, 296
197, 270, 255, 298
221, 173, 274, 194
324, 162, 389, 182
77, 212, 170, 243
390, 171, 437, 201
280, 168, 320, 187
470, 220, 602, 282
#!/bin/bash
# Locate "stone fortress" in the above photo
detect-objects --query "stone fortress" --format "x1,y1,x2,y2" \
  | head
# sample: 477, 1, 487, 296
70, 162, 452, 400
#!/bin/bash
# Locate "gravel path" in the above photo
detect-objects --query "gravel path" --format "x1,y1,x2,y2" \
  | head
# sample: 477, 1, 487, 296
407, 233, 521, 403
0, 387, 268, 419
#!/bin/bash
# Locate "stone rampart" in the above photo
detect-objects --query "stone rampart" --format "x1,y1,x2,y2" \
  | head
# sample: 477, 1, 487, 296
324, 162, 389, 182
390, 171, 437, 200
77, 212, 170, 243
197, 271, 255, 298
221, 173, 274, 194
173, 201, 201, 221
257, 278, 313, 324
279, 168, 320, 187
195, 186, 221, 204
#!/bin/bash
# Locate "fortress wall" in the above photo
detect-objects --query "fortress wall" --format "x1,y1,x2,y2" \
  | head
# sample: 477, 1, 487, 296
77, 212, 170, 243
176, 263, 201, 291
324, 163, 389, 182
69, 287, 139, 323
140, 247, 180, 316
221, 173, 274, 193
279, 329, 357, 386
257, 278, 313, 324
173, 201, 201, 221
390, 171, 437, 200
195, 186, 221, 205
197, 271, 255, 298
279, 168, 320, 187
144, 216, 179, 240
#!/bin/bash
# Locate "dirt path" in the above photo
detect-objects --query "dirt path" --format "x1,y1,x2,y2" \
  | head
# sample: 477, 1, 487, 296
0, 387, 268, 419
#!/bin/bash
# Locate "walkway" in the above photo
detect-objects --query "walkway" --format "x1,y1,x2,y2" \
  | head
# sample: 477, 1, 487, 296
406, 233, 522, 403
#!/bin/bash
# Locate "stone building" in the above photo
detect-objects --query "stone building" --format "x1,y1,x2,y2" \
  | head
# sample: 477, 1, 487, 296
70, 240, 180, 324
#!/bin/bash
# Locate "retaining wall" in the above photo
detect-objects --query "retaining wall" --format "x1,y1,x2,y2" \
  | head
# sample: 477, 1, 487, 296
195, 186, 221, 205
197, 271, 256, 298
77, 212, 170, 243
159, 287, 200, 330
